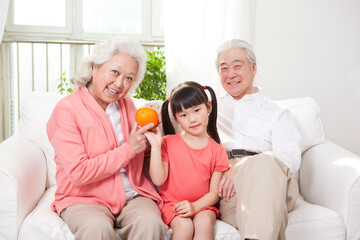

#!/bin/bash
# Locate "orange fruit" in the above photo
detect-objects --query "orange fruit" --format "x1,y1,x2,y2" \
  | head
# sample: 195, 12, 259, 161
135, 107, 159, 130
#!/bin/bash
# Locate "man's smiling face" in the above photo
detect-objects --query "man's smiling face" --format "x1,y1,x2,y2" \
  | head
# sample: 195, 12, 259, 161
218, 48, 257, 100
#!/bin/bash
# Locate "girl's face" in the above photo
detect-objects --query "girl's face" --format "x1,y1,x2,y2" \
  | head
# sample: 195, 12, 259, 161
88, 52, 138, 110
175, 102, 211, 138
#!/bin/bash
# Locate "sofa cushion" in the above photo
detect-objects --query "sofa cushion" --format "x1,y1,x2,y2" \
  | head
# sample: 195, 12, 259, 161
18, 186, 74, 240
276, 96, 324, 153
286, 197, 346, 240
18, 186, 240, 240
18, 92, 64, 188
18, 187, 345, 240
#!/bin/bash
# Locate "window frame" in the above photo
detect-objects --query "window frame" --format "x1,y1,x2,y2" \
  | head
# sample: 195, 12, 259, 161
4, 0, 164, 43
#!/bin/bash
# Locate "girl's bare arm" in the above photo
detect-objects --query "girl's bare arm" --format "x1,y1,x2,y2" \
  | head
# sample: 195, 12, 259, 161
174, 171, 223, 217
144, 127, 168, 186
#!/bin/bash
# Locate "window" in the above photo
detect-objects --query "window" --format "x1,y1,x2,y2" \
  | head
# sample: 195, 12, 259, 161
5, 0, 164, 41
83, 0, 142, 34
14, 0, 66, 27
0, 0, 164, 141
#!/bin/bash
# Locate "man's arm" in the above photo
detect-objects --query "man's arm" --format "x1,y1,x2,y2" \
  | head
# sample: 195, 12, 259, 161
267, 109, 301, 175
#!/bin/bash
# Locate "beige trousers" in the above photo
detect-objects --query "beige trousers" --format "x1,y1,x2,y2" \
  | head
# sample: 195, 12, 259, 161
61, 196, 168, 240
219, 154, 299, 240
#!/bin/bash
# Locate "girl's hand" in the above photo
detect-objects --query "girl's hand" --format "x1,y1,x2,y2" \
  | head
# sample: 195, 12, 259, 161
144, 126, 162, 149
127, 123, 154, 154
173, 200, 196, 217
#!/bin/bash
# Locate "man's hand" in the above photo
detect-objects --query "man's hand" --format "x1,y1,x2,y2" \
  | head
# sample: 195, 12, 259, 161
173, 200, 196, 217
218, 164, 240, 201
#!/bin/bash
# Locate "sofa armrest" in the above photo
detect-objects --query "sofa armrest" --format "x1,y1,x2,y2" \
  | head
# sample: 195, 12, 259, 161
299, 140, 360, 240
0, 134, 47, 240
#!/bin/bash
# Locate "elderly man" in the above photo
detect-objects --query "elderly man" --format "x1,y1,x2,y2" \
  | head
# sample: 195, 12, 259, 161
215, 39, 301, 240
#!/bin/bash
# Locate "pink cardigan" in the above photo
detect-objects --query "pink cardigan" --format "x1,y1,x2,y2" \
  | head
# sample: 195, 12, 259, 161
47, 86, 163, 215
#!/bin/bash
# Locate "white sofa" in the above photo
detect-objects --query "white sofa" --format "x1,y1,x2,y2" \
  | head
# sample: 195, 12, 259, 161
1, 92, 360, 240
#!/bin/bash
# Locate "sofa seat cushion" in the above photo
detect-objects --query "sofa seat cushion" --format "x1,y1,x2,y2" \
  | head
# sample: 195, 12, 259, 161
19, 187, 345, 240
18, 186, 240, 240
18, 186, 74, 240
286, 197, 346, 240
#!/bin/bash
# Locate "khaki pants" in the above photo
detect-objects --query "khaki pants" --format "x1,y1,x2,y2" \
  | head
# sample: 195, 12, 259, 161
61, 196, 168, 240
219, 154, 299, 240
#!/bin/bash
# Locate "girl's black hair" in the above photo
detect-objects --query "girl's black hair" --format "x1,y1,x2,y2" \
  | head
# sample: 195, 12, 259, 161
161, 81, 221, 144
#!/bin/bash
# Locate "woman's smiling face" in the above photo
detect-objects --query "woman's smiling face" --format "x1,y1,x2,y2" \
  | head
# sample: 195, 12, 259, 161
88, 52, 139, 110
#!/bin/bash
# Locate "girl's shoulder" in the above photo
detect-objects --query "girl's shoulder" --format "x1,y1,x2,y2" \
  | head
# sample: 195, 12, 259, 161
208, 137, 222, 147
163, 133, 181, 142
208, 138, 228, 153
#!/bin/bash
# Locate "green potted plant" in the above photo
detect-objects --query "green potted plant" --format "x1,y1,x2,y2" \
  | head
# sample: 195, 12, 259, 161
133, 47, 167, 101
57, 71, 73, 95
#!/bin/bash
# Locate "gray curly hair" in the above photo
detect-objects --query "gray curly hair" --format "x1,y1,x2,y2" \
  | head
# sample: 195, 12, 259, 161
71, 37, 147, 95
215, 39, 256, 71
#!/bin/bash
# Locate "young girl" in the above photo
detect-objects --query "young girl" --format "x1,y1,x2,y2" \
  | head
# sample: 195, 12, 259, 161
145, 81, 229, 240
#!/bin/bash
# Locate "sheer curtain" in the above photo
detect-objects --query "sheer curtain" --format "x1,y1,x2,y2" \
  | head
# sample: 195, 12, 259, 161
0, 0, 10, 44
164, 0, 256, 96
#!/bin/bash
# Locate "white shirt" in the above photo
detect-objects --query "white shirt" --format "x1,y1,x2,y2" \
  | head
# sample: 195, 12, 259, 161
217, 90, 301, 175
106, 102, 139, 199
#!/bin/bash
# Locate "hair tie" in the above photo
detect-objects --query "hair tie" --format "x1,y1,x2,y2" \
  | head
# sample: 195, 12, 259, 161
167, 98, 170, 102
203, 87, 212, 102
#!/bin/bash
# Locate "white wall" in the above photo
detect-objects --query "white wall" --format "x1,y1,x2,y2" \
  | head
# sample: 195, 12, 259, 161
253, 0, 360, 155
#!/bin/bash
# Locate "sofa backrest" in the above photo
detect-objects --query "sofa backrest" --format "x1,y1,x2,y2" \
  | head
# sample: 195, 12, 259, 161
18, 92, 64, 188
17, 92, 324, 188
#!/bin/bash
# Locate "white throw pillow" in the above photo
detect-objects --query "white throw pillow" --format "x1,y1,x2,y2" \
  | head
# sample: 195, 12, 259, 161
18, 92, 64, 188
276, 96, 324, 153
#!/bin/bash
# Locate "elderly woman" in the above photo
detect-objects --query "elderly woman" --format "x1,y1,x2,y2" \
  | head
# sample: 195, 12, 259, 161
46, 38, 168, 240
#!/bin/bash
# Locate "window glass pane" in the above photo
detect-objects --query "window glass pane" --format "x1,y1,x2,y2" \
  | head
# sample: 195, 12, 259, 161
83, 0, 142, 33
152, 0, 164, 36
14, 0, 66, 26
158, 0, 164, 32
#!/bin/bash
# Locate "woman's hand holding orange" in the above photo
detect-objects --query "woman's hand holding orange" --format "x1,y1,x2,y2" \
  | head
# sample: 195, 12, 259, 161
127, 123, 154, 154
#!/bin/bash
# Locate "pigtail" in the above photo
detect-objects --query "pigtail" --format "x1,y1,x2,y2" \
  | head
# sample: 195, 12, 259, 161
205, 86, 221, 144
161, 99, 176, 135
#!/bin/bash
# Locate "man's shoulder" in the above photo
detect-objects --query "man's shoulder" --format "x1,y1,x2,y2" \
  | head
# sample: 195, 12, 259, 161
217, 94, 233, 105
258, 94, 282, 109
217, 93, 228, 101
